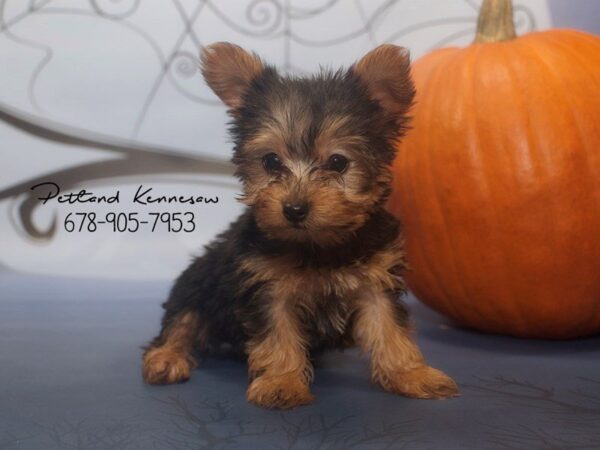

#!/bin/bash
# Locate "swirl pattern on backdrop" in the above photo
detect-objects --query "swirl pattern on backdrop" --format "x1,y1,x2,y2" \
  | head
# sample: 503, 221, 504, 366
0, 0, 537, 240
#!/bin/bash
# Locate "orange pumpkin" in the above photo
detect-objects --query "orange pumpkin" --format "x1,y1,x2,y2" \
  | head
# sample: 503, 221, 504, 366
389, 0, 600, 338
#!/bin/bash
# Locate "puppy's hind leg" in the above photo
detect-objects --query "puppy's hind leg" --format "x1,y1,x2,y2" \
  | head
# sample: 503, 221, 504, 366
143, 310, 204, 385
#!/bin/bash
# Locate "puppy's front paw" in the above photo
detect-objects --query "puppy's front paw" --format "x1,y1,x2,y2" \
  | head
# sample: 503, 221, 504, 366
247, 374, 314, 409
382, 365, 459, 399
142, 347, 196, 385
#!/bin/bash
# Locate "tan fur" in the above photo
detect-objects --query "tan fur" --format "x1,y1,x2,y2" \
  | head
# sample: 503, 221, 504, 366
142, 311, 203, 385
248, 168, 393, 246
246, 294, 313, 408
353, 291, 459, 399
236, 92, 395, 246
239, 237, 405, 298
143, 347, 196, 385
267, 90, 313, 141
313, 115, 368, 159
200, 42, 264, 111
385, 365, 460, 399
243, 125, 289, 159
353, 44, 414, 120
241, 239, 458, 404
240, 91, 311, 162
252, 181, 369, 246
246, 372, 314, 409
244, 114, 363, 164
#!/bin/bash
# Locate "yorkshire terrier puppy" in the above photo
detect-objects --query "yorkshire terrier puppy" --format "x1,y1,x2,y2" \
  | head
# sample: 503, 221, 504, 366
142, 42, 458, 409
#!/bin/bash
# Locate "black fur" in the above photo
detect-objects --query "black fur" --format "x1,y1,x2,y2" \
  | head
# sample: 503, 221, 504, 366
152, 205, 407, 355
143, 45, 461, 406
232, 67, 402, 183
147, 48, 412, 365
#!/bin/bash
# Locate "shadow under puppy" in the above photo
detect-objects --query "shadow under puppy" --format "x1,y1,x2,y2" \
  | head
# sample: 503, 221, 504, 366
143, 42, 459, 408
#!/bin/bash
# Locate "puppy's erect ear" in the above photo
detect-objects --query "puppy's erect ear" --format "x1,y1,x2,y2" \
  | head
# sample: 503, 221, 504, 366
352, 44, 415, 122
200, 42, 265, 111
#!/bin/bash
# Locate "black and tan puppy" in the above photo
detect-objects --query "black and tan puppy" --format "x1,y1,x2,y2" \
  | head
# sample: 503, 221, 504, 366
142, 43, 458, 409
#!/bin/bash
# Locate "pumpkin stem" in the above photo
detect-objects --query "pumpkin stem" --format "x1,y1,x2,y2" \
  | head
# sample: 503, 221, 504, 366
474, 0, 517, 43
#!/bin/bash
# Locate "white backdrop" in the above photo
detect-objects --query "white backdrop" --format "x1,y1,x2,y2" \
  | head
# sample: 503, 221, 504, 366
0, 0, 563, 279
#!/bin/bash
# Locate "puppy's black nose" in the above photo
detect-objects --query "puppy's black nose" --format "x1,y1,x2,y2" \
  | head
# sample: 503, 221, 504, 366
283, 202, 309, 224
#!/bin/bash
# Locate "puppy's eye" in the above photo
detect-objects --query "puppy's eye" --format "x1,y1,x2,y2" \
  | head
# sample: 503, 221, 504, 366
327, 154, 349, 173
262, 153, 282, 173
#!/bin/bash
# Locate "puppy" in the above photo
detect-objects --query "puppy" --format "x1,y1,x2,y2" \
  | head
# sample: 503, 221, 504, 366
142, 43, 458, 409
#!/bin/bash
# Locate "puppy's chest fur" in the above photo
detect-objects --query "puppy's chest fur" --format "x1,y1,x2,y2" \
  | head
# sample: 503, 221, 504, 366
237, 220, 406, 347
240, 242, 405, 299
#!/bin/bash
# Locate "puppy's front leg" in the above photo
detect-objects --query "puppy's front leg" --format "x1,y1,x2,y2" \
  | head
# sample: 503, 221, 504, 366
143, 310, 202, 385
246, 296, 314, 409
353, 291, 459, 399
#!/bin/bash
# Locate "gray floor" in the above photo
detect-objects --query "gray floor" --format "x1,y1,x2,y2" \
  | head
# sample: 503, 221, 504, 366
1, 271, 599, 449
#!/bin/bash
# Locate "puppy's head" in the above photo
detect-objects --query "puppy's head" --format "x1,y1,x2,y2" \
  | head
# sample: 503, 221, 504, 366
201, 43, 414, 246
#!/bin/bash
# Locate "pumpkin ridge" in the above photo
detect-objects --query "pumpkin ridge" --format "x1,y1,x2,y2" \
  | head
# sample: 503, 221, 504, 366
542, 33, 600, 94
530, 34, 600, 333
468, 44, 525, 330
425, 46, 490, 325
539, 34, 600, 194
490, 43, 541, 333
510, 40, 572, 192
407, 50, 467, 321
517, 36, 599, 192
513, 42, 579, 268
401, 48, 462, 312
456, 44, 510, 328
409, 54, 459, 320
515, 36, 600, 335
